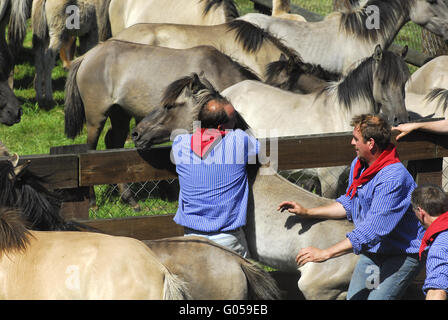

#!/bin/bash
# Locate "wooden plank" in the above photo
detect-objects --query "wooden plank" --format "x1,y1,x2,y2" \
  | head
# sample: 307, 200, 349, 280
79, 147, 177, 186
75, 131, 448, 186
81, 215, 184, 240
0, 153, 79, 189
249, 0, 429, 67
50, 144, 90, 220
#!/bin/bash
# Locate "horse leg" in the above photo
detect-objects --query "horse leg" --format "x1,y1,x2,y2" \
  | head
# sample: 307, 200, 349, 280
105, 106, 141, 211
86, 116, 108, 209
60, 36, 76, 70
32, 35, 48, 109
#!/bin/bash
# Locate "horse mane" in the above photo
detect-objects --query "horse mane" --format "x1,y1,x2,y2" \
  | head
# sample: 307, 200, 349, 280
0, 161, 85, 231
426, 88, 448, 113
202, 0, 239, 20
161, 74, 250, 132
318, 50, 408, 110
0, 207, 32, 257
339, 0, 412, 43
226, 20, 302, 61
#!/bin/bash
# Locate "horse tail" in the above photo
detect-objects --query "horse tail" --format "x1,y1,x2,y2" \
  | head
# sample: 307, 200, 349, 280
9, 0, 32, 56
0, 208, 32, 257
425, 88, 448, 114
98, 0, 113, 41
162, 270, 192, 300
240, 260, 282, 300
65, 55, 86, 139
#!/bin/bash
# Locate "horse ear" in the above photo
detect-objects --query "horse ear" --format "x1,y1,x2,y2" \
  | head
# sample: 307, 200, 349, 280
8, 153, 19, 167
401, 45, 408, 58
279, 53, 287, 62
189, 73, 203, 94
13, 160, 31, 178
373, 44, 383, 61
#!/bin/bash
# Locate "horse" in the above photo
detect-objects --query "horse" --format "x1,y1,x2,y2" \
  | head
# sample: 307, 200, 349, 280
112, 20, 327, 82
0, 207, 191, 299
0, 0, 32, 87
238, 0, 448, 75
402, 55, 448, 189
144, 236, 281, 300
0, 156, 281, 300
131, 74, 360, 299
109, 0, 239, 36
31, 0, 112, 109
272, 0, 306, 22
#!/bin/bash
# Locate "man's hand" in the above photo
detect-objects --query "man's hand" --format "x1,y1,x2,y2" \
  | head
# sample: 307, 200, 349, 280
277, 201, 308, 216
296, 247, 330, 267
392, 123, 421, 140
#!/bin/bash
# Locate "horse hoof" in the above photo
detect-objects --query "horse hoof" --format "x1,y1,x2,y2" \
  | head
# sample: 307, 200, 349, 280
38, 99, 56, 111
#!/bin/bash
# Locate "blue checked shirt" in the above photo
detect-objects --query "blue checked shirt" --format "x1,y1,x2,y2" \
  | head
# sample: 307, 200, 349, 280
423, 230, 448, 295
171, 129, 259, 232
336, 158, 424, 255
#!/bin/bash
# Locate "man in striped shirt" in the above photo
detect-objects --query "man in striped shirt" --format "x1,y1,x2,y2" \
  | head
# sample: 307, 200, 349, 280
411, 184, 448, 300
171, 99, 259, 257
278, 114, 424, 299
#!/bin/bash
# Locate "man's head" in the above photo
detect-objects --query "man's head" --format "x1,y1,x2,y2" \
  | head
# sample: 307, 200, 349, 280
411, 184, 448, 228
350, 114, 391, 164
198, 98, 236, 130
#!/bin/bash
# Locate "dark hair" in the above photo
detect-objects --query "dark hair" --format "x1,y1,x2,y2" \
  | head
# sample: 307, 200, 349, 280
350, 114, 391, 151
198, 99, 231, 129
411, 184, 448, 217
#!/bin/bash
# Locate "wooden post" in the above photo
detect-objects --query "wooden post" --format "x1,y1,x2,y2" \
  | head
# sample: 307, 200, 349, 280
50, 144, 90, 220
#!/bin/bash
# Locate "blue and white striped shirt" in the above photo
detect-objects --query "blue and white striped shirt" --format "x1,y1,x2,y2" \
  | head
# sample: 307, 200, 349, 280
423, 230, 448, 295
336, 158, 424, 255
171, 129, 259, 232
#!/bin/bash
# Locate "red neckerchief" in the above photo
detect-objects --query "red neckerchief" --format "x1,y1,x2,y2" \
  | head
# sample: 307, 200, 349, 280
419, 211, 448, 260
190, 128, 228, 159
346, 144, 401, 199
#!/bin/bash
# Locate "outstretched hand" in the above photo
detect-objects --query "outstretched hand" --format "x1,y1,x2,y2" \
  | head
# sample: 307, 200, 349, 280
296, 247, 330, 267
392, 123, 420, 141
277, 201, 308, 216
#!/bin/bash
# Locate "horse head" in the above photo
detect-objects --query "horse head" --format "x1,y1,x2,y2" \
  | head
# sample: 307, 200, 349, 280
0, 79, 22, 126
410, 0, 448, 42
132, 73, 232, 149
371, 44, 410, 126
265, 54, 340, 93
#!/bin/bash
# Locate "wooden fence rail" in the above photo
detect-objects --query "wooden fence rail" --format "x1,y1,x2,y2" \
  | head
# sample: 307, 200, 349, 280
1, 131, 447, 240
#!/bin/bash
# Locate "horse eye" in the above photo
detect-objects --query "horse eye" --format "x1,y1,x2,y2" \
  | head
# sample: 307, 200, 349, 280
427, 0, 437, 4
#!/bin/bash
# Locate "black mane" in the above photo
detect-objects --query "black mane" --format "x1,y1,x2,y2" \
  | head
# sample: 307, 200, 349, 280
226, 19, 302, 61
318, 50, 409, 110
0, 161, 85, 231
340, 0, 412, 43
426, 88, 448, 113
161, 74, 250, 131
202, 0, 239, 20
